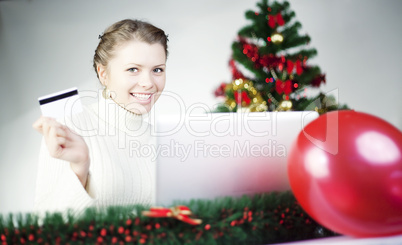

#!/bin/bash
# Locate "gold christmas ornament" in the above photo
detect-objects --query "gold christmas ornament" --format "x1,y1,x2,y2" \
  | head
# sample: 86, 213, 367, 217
314, 106, 327, 115
276, 100, 293, 111
271, 32, 284, 44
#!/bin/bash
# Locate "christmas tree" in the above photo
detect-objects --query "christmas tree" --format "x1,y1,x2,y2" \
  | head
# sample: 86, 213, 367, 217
214, 0, 348, 114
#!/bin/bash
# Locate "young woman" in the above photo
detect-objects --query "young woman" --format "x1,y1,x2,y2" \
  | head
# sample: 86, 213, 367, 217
32, 19, 168, 215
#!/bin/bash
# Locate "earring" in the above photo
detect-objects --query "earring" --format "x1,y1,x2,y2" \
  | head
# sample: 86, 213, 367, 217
102, 87, 112, 99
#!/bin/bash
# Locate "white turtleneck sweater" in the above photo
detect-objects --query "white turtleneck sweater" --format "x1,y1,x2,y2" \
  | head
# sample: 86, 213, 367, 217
34, 94, 156, 215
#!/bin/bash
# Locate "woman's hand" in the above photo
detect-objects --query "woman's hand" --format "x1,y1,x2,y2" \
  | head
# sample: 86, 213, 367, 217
33, 116, 90, 188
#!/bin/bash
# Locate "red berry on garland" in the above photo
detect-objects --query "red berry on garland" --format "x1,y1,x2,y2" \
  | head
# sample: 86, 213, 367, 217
111, 237, 118, 244
100, 228, 107, 237
139, 238, 146, 244
28, 234, 34, 241
126, 219, 132, 226
125, 236, 132, 242
97, 237, 103, 243
118, 227, 124, 234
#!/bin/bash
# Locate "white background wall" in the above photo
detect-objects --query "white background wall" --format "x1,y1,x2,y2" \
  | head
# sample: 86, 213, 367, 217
0, 0, 401, 215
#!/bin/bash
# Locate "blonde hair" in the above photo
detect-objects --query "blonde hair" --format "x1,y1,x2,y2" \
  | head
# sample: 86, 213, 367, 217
93, 19, 168, 79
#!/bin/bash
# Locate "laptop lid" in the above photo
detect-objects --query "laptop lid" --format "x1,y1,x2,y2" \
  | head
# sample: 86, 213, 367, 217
154, 111, 319, 206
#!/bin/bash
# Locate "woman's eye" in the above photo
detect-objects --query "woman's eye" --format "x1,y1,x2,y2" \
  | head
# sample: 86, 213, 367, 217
128, 68, 138, 72
153, 68, 164, 73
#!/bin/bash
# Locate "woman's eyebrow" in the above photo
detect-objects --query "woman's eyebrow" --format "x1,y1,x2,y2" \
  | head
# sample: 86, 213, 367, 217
125, 63, 142, 67
125, 63, 165, 67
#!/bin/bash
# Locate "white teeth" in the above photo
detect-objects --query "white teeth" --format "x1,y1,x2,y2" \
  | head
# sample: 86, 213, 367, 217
131, 93, 152, 100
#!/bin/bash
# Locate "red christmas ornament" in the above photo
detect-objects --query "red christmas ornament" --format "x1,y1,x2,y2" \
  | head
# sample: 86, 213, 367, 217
288, 111, 402, 237
278, 63, 284, 71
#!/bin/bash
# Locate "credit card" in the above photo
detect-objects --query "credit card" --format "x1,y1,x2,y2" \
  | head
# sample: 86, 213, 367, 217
38, 87, 83, 118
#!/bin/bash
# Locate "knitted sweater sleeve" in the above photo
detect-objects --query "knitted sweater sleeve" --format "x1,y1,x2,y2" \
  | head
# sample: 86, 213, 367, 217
33, 137, 97, 215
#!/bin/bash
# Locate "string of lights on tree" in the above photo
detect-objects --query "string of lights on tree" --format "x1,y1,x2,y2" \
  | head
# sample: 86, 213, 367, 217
214, 0, 348, 113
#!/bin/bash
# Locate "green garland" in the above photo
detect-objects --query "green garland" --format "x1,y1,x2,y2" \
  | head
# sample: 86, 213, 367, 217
0, 192, 337, 244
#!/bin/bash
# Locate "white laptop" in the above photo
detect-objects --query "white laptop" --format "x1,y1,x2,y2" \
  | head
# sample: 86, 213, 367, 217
154, 111, 319, 206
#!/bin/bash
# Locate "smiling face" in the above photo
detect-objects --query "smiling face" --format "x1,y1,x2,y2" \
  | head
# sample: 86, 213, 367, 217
98, 40, 166, 114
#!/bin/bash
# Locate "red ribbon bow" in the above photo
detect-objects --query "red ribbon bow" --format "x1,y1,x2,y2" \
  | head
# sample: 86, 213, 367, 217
286, 60, 303, 75
276, 79, 293, 95
142, 206, 202, 225
268, 13, 285, 28
234, 90, 251, 105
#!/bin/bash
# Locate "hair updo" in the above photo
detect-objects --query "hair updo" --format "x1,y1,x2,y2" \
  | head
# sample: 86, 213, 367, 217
93, 19, 168, 79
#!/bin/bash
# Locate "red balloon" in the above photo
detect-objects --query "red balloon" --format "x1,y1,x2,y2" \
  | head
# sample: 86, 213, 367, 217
288, 110, 402, 237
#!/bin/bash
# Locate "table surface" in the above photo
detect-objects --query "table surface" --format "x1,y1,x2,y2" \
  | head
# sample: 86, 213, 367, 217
273, 234, 402, 245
